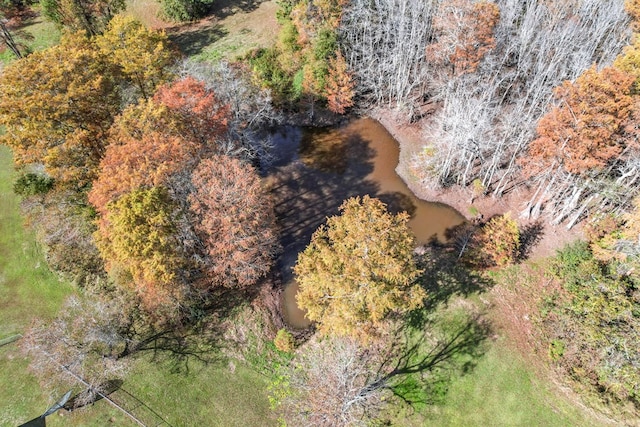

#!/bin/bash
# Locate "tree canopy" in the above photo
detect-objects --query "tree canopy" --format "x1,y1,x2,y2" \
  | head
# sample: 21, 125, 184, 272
524, 66, 639, 176
97, 14, 175, 100
40, 0, 125, 36
189, 155, 279, 288
294, 196, 425, 340
0, 31, 120, 190
96, 186, 189, 316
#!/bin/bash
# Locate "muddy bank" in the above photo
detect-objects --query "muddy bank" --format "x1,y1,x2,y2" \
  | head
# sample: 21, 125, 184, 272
370, 107, 584, 259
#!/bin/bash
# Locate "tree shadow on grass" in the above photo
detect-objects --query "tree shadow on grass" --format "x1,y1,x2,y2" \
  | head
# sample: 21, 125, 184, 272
206, 0, 270, 19
518, 220, 545, 262
413, 244, 494, 314
373, 241, 495, 409
63, 379, 123, 410
168, 23, 228, 56
380, 308, 492, 410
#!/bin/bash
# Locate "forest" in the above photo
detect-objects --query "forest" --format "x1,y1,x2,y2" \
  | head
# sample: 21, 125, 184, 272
1, 0, 640, 425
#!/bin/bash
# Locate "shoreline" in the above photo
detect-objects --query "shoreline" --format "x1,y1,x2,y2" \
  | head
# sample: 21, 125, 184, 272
370, 107, 583, 259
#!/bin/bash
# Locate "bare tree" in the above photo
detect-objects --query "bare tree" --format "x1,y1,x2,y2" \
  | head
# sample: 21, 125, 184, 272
275, 336, 391, 427
0, 17, 22, 58
177, 59, 282, 167
21, 290, 135, 407
418, 0, 629, 190
340, 0, 438, 109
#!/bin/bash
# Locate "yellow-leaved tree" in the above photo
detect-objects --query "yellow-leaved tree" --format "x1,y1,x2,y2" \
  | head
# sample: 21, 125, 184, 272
95, 186, 189, 320
294, 196, 425, 341
0, 31, 120, 190
97, 15, 175, 100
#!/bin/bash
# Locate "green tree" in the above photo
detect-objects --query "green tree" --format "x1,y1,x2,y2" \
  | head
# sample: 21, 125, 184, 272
97, 15, 175, 100
158, 0, 214, 21
294, 196, 425, 340
0, 31, 120, 190
545, 242, 640, 407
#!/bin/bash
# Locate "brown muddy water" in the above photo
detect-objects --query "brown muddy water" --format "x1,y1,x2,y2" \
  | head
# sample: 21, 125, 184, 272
267, 118, 465, 329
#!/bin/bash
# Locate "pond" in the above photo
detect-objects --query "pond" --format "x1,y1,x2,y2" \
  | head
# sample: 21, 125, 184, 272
267, 118, 466, 329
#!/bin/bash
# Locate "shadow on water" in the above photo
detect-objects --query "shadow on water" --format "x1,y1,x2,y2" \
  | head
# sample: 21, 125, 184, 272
269, 127, 378, 282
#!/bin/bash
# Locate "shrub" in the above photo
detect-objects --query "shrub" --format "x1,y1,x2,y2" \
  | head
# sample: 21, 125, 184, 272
158, 0, 214, 22
13, 173, 53, 196
274, 329, 295, 352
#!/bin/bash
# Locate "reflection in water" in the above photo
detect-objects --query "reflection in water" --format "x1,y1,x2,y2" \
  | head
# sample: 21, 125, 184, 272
298, 128, 349, 173
268, 118, 466, 329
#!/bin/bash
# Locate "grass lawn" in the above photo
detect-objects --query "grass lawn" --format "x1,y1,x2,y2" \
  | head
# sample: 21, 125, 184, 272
126, 355, 275, 426
126, 0, 280, 62
0, 146, 70, 338
0, 16, 59, 64
0, 146, 132, 426
421, 339, 600, 427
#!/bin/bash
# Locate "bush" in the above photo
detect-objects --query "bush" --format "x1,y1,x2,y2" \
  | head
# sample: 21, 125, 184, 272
274, 329, 295, 352
248, 48, 294, 104
543, 242, 640, 408
159, 0, 214, 21
13, 173, 53, 196
548, 339, 565, 361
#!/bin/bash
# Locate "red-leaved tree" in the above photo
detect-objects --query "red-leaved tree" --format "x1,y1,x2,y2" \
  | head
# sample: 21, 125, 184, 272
188, 156, 279, 288
153, 76, 230, 147
88, 132, 198, 215
523, 66, 639, 176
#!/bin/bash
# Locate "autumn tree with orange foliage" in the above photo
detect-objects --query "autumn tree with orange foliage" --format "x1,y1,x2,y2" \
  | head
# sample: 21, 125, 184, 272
626, 0, 640, 31
524, 66, 639, 176
188, 155, 279, 289
88, 132, 199, 215
426, 0, 500, 76
325, 51, 355, 114
153, 76, 230, 147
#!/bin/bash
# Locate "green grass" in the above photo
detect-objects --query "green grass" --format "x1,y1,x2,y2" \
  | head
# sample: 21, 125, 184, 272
0, 16, 60, 64
421, 339, 598, 426
126, 355, 275, 426
381, 288, 602, 427
0, 146, 132, 426
0, 146, 70, 337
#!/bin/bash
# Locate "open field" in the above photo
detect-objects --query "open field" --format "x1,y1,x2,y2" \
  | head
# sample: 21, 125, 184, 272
127, 0, 279, 62
422, 338, 599, 426
0, 146, 132, 426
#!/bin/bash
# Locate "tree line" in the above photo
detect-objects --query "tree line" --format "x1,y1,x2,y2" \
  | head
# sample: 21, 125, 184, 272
0, 13, 283, 402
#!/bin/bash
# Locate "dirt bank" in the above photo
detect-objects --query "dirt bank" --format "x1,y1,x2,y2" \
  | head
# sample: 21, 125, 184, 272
371, 107, 583, 260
